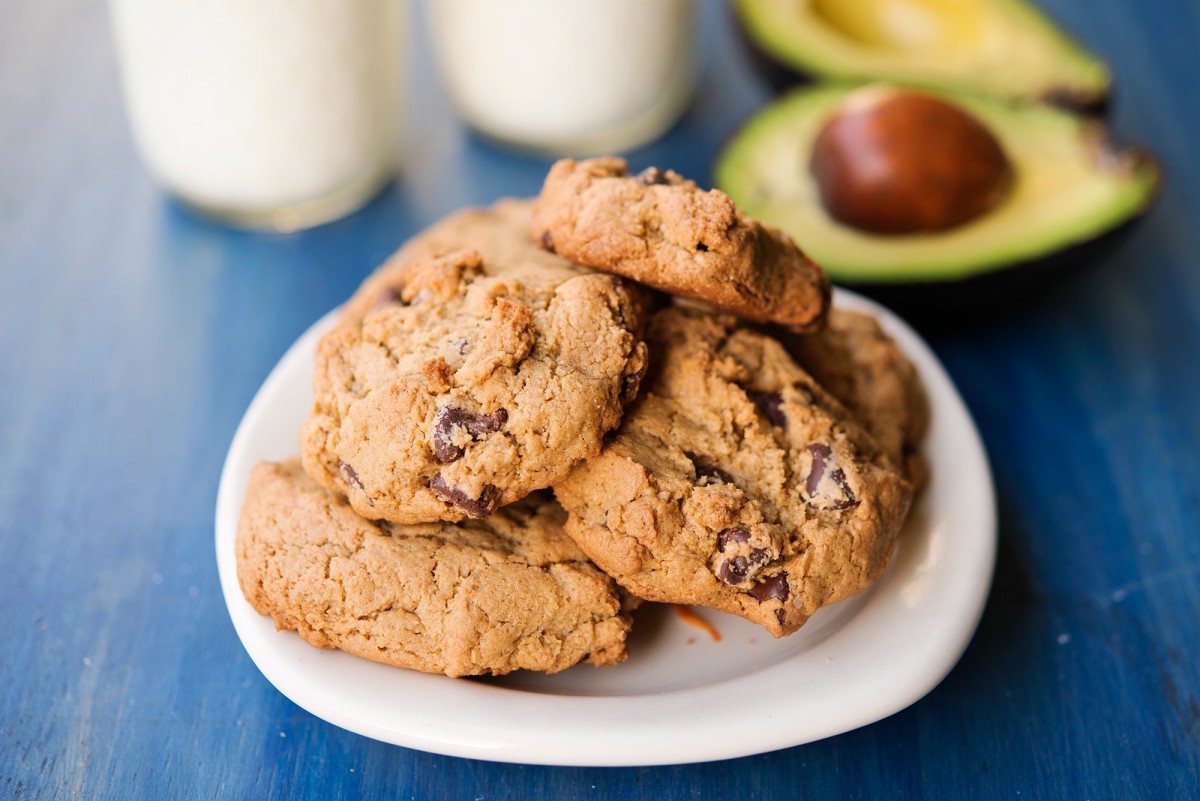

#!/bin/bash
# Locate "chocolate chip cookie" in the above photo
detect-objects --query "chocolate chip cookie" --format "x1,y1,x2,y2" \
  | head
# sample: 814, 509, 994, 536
237, 459, 632, 677
301, 199, 650, 524
782, 308, 929, 485
553, 307, 912, 637
529, 157, 831, 331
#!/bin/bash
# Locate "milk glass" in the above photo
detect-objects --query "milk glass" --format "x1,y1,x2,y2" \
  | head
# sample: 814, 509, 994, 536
111, 0, 405, 231
427, 0, 698, 155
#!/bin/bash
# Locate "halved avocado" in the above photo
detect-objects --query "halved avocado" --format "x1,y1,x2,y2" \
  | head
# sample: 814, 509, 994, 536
713, 83, 1159, 302
734, 0, 1110, 110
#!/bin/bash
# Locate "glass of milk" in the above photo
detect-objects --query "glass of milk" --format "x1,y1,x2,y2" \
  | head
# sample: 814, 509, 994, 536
110, 0, 405, 232
427, 0, 698, 155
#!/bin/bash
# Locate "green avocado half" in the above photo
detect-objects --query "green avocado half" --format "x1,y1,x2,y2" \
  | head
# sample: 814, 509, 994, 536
734, 0, 1110, 109
713, 83, 1159, 293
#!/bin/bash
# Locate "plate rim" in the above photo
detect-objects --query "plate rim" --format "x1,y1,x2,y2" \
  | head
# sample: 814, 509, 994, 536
214, 288, 997, 766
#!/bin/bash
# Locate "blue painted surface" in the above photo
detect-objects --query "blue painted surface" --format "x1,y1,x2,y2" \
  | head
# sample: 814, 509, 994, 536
2, 0, 1198, 797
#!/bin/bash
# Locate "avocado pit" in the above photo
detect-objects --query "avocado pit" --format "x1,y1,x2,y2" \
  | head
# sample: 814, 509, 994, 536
809, 87, 1013, 235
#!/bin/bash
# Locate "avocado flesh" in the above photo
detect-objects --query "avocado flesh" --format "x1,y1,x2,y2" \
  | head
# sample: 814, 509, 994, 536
735, 0, 1109, 107
713, 83, 1159, 284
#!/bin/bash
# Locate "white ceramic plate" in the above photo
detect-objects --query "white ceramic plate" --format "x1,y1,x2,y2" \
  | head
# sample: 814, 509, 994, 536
215, 289, 996, 767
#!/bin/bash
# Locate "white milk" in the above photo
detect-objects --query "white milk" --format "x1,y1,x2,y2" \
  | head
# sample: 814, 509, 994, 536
428, 0, 697, 155
110, 0, 404, 230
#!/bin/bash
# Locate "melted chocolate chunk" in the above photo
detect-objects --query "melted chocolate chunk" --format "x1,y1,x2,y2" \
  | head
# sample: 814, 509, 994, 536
429, 473, 496, 518
635, 166, 671, 186
749, 391, 787, 430
687, 453, 732, 485
338, 461, 372, 506
432, 407, 508, 463
539, 230, 555, 253
338, 460, 364, 491
748, 572, 790, 603
804, 443, 860, 509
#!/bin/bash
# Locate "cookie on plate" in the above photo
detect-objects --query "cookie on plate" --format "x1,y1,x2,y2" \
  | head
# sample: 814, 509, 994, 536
529, 157, 831, 331
553, 307, 912, 637
237, 459, 633, 677
782, 308, 929, 485
301, 200, 650, 524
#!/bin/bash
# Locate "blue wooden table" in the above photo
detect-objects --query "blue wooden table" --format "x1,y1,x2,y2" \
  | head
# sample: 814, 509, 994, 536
3, 0, 1198, 797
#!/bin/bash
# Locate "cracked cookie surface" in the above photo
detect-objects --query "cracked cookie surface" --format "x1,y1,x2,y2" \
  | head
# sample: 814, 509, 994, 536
301, 199, 649, 524
553, 307, 912, 637
781, 308, 929, 485
237, 459, 632, 677
530, 157, 830, 331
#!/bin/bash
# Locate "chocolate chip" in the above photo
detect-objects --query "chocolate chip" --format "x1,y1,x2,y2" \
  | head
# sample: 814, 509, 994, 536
432, 407, 508, 463
429, 473, 496, 518
792, 382, 818, 405
696, 242, 709, 252
466, 409, 508, 436
539, 230, 555, 253
431, 434, 464, 464
804, 443, 860, 510
610, 298, 629, 330
620, 373, 641, 405
718, 549, 770, 585
715, 528, 770, 585
338, 460, 364, 491
338, 461, 373, 506
776, 608, 788, 626
749, 391, 787, 430
686, 453, 732, 485
805, 443, 832, 495
748, 573, 789, 603
372, 286, 404, 309
716, 528, 750, 551
719, 556, 750, 584
635, 166, 671, 186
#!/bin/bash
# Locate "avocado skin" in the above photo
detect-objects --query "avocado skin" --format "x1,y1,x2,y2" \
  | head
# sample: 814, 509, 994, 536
836, 215, 1150, 326
1040, 85, 1110, 117
731, 6, 1109, 115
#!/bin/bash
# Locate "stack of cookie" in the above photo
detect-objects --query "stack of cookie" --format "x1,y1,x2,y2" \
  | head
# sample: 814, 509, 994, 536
236, 158, 927, 678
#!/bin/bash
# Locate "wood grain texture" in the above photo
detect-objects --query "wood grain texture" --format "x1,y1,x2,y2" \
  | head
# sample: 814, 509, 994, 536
1, 0, 1197, 798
